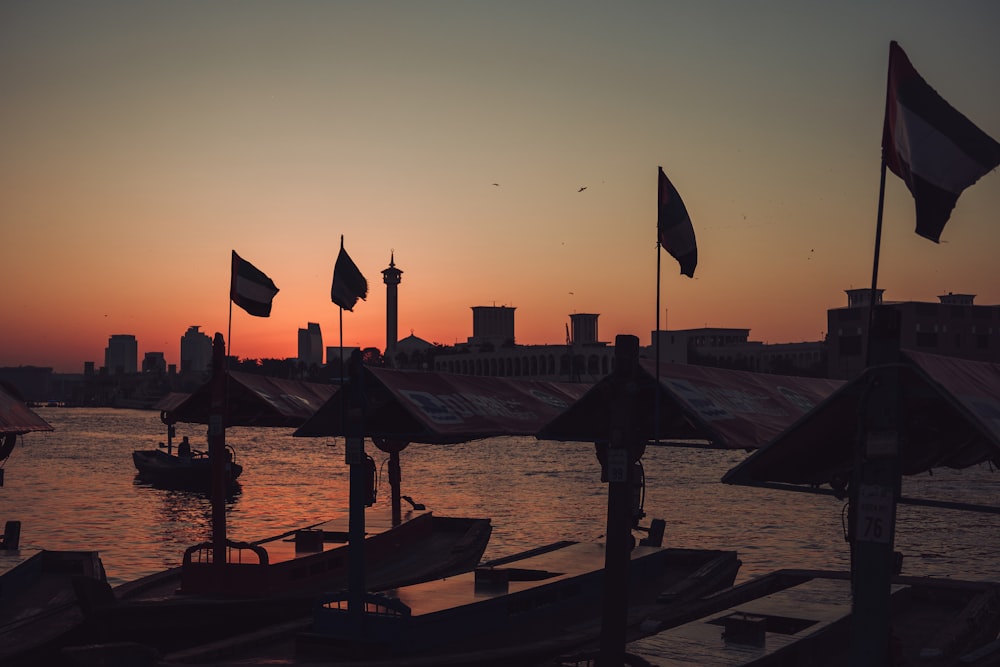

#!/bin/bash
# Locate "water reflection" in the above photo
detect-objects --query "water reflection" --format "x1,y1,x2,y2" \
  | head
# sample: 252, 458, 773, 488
5, 408, 1000, 588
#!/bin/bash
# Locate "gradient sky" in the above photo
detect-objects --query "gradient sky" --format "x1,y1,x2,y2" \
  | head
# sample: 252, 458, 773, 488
3, 2, 999, 373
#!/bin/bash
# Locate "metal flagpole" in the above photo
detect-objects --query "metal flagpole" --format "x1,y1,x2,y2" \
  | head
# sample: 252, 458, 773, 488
655, 166, 663, 447
864, 159, 889, 367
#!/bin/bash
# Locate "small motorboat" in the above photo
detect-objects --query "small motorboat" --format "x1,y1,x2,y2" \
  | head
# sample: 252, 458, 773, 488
132, 439, 242, 491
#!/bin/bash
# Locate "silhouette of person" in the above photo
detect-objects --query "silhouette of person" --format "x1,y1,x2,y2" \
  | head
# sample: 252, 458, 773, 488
178, 436, 192, 459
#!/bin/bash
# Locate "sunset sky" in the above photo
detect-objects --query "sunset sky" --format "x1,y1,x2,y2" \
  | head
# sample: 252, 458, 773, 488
3, 2, 999, 373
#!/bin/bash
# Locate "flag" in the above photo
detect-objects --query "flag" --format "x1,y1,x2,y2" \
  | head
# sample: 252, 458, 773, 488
882, 41, 1000, 243
658, 166, 697, 278
331, 240, 368, 311
230, 250, 279, 317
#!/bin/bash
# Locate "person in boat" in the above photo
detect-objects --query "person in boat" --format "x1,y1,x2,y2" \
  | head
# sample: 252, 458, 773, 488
178, 436, 192, 460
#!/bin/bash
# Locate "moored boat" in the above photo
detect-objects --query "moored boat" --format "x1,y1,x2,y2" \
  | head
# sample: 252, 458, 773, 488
70, 506, 492, 656
615, 569, 1000, 667
156, 541, 740, 666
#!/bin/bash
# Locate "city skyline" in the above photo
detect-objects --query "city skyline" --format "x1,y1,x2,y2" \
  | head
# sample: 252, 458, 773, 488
4, 3, 999, 373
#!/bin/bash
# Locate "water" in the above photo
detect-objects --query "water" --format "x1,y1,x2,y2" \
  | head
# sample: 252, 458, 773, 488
2, 408, 999, 588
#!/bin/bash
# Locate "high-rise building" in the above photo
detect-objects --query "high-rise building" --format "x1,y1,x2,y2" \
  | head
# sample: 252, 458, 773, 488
382, 253, 403, 367
142, 351, 167, 374
298, 322, 323, 367
180, 326, 212, 372
105, 334, 138, 375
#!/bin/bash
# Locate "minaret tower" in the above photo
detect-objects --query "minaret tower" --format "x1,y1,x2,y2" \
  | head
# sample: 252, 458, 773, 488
382, 253, 403, 368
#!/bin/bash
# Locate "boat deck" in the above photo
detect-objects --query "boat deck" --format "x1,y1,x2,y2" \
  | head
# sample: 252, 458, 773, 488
389, 542, 648, 616
249, 507, 432, 566
0, 548, 106, 665
625, 571, 1000, 667
628, 576, 860, 665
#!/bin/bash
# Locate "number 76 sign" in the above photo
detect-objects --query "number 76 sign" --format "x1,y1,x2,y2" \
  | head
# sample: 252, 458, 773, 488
856, 484, 895, 544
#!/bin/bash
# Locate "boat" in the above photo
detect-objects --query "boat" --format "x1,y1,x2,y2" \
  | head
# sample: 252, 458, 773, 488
132, 442, 243, 490
153, 541, 739, 666
131, 372, 339, 492
0, 548, 109, 667
611, 568, 1000, 667
68, 506, 492, 657
0, 382, 111, 667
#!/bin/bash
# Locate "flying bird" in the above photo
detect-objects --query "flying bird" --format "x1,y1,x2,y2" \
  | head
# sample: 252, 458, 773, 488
577, 186, 587, 192
492, 183, 499, 187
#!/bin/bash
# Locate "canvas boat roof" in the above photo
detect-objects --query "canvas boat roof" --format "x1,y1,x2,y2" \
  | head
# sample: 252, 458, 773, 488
160, 372, 337, 427
723, 349, 1000, 489
538, 358, 843, 449
0, 382, 53, 435
294, 366, 591, 444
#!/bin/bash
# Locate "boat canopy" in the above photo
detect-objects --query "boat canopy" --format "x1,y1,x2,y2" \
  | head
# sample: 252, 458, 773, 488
0, 382, 53, 435
538, 358, 843, 449
294, 367, 591, 444
153, 392, 191, 414
723, 350, 1000, 489
160, 372, 337, 427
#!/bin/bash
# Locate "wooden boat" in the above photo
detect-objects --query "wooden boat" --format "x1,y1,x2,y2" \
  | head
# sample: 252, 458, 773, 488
70, 507, 491, 656
0, 384, 109, 667
156, 541, 739, 666
607, 569, 1000, 667
0, 548, 108, 667
132, 445, 243, 491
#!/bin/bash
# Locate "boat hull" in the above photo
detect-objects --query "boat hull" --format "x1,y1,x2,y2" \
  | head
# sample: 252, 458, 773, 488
74, 511, 492, 655
293, 542, 741, 664
132, 449, 242, 491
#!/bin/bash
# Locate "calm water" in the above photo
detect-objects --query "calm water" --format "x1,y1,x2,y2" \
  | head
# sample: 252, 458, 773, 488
2, 408, 999, 588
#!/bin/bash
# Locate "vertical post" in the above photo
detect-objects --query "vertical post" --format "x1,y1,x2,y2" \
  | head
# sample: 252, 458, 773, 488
208, 332, 228, 567
389, 452, 402, 526
849, 305, 902, 666
597, 335, 642, 667
345, 350, 367, 629
864, 160, 889, 367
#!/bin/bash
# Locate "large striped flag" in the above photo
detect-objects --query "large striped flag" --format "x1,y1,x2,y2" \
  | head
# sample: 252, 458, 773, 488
230, 250, 279, 317
882, 41, 1000, 243
331, 238, 368, 311
658, 166, 697, 278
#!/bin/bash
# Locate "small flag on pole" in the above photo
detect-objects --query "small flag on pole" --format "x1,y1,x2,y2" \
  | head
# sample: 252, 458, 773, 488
230, 250, 279, 317
882, 41, 1000, 243
331, 237, 368, 311
658, 166, 697, 278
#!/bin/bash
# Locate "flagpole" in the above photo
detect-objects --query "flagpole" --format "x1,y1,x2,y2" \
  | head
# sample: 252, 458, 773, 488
655, 237, 662, 446
654, 167, 663, 447
227, 297, 233, 370
864, 159, 889, 368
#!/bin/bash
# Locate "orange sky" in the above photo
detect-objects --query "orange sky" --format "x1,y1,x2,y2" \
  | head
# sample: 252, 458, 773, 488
3, 3, 999, 372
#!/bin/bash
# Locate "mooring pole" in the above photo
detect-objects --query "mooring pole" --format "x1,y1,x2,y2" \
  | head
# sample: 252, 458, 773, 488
597, 334, 642, 667
849, 305, 902, 666
208, 332, 228, 568
345, 350, 367, 628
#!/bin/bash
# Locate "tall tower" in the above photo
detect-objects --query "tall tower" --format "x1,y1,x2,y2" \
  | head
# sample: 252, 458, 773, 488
382, 253, 403, 367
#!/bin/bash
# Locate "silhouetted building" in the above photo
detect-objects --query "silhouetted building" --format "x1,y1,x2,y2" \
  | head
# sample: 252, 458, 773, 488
469, 305, 516, 350
435, 310, 613, 381
0, 366, 54, 402
105, 334, 137, 375
180, 326, 212, 372
142, 352, 167, 374
298, 323, 323, 367
651, 327, 825, 376
394, 332, 433, 370
569, 313, 601, 345
828, 289, 1000, 379
382, 253, 403, 368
